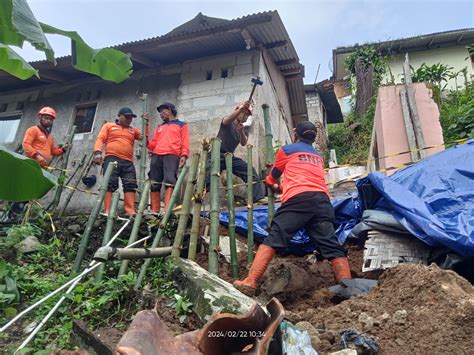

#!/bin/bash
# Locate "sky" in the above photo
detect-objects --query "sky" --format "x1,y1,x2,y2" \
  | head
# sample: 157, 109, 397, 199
17, 0, 474, 84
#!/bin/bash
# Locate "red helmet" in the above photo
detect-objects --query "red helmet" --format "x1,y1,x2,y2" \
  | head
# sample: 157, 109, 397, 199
38, 106, 56, 119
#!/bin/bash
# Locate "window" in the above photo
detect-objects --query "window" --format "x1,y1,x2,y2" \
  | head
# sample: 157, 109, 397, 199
221, 68, 228, 78
0, 112, 22, 143
0, 104, 7, 113
206, 70, 212, 80
73, 104, 97, 134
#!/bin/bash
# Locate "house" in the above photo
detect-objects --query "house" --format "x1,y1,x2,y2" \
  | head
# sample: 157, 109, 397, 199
332, 28, 474, 113
0, 11, 307, 211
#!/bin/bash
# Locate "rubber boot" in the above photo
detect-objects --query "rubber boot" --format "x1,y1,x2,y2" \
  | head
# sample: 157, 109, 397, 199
150, 191, 161, 213
124, 192, 136, 216
103, 191, 113, 216
331, 257, 352, 284
164, 187, 173, 209
233, 244, 276, 296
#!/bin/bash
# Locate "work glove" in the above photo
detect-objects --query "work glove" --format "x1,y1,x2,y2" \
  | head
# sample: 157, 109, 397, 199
93, 151, 103, 165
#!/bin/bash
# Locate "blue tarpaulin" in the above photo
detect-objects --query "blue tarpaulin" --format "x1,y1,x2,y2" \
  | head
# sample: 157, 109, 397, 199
218, 140, 474, 256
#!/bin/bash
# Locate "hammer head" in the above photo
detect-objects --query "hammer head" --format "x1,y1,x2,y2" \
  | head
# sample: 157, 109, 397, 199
251, 77, 263, 86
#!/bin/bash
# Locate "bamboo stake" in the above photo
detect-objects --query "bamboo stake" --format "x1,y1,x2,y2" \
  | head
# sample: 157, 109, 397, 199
188, 141, 209, 260
72, 161, 117, 274
95, 246, 172, 261
138, 93, 148, 202
208, 138, 221, 275
51, 125, 76, 211
95, 192, 120, 281
135, 166, 189, 289
225, 153, 239, 278
58, 152, 94, 219
262, 104, 275, 226
172, 153, 200, 257
65, 153, 87, 186
246, 144, 254, 265
118, 180, 151, 276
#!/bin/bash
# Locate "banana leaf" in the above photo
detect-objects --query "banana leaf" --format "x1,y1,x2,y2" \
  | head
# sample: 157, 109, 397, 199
0, 146, 57, 202
0, 44, 39, 80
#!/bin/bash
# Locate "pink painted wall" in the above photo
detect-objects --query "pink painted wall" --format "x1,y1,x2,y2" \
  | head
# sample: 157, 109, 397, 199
374, 83, 444, 175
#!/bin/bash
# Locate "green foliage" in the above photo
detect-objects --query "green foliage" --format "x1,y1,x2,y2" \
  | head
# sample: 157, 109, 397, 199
410, 63, 453, 89
0, 260, 20, 308
0, 222, 42, 252
344, 46, 388, 87
168, 294, 193, 323
439, 82, 474, 141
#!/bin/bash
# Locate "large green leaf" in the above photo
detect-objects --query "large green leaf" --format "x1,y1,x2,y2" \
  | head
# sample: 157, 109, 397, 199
0, 0, 54, 62
0, 145, 57, 202
41, 23, 133, 83
0, 44, 39, 79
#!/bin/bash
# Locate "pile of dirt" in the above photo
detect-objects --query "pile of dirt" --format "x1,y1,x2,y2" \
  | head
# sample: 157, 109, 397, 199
289, 263, 474, 354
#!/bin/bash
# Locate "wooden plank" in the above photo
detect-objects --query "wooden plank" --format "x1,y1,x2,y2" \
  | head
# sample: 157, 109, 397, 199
400, 88, 420, 162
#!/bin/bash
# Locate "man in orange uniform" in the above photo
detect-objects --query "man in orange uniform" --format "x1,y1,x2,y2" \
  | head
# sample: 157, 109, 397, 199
234, 121, 351, 296
94, 107, 144, 216
22, 106, 67, 167
147, 102, 190, 213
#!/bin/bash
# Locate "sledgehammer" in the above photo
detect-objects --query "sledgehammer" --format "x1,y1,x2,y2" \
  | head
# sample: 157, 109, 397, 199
248, 76, 263, 102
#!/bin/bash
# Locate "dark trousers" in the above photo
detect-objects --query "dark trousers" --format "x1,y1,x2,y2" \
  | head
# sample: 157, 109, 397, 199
263, 191, 347, 260
103, 156, 137, 193
148, 154, 180, 192
205, 154, 265, 202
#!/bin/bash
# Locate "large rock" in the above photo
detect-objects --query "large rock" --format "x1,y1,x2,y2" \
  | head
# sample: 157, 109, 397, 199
16, 236, 41, 253
172, 257, 263, 321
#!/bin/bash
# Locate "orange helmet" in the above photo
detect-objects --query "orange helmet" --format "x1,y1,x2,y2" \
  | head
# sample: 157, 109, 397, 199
38, 106, 56, 119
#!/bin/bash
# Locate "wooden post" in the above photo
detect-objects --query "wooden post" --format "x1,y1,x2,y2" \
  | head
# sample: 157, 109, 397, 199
225, 153, 239, 279
51, 125, 76, 211
172, 153, 200, 258
135, 166, 189, 289
118, 180, 151, 276
188, 141, 209, 260
246, 144, 255, 265
72, 161, 117, 274
400, 88, 420, 162
208, 138, 221, 275
138, 93, 148, 202
403, 53, 427, 159
262, 104, 275, 226
96, 192, 120, 281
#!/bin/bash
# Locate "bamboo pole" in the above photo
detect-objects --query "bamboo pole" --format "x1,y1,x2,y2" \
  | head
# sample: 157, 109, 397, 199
58, 152, 94, 219
118, 180, 151, 276
208, 138, 221, 275
135, 166, 189, 289
262, 104, 275, 226
96, 192, 120, 281
51, 125, 76, 211
95, 246, 172, 262
225, 153, 239, 278
72, 161, 117, 274
188, 141, 209, 260
65, 153, 87, 186
172, 153, 200, 257
246, 144, 254, 265
138, 93, 148, 202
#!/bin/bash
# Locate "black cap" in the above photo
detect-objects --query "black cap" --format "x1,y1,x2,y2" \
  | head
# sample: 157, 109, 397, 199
157, 102, 177, 117
296, 121, 317, 141
118, 107, 137, 117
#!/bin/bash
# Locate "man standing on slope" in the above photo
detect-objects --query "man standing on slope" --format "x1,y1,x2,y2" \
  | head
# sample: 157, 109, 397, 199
234, 121, 351, 296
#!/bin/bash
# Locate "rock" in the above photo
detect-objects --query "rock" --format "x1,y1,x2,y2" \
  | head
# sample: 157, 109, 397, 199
23, 321, 38, 335
393, 310, 408, 325
201, 235, 247, 263
67, 224, 82, 234
172, 257, 263, 321
329, 350, 358, 355
295, 321, 322, 349
395, 338, 405, 346
358, 312, 374, 329
16, 236, 41, 253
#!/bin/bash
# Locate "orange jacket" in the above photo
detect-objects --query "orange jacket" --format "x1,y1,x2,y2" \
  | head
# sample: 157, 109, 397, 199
266, 141, 329, 203
148, 120, 190, 157
94, 121, 142, 162
22, 125, 64, 165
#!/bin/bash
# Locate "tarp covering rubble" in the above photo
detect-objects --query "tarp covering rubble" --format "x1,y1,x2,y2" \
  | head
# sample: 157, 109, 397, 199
219, 139, 474, 257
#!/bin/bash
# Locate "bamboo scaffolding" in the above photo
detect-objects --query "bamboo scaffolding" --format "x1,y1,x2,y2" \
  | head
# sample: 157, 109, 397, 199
188, 141, 209, 260
246, 144, 254, 265
118, 180, 152, 276
95, 246, 172, 261
225, 153, 239, 278
138, 93, 148, 202
208, 138, 221, 275
135, 166, 189, 289
172, 153, 200, 257
262, 104, 275, 226
65, 153, 87, 186
96, 192, 120, 281
72, 161, 117, 273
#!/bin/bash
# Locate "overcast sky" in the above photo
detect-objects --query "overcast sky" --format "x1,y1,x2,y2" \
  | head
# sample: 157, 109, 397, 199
17, 0, 474, 84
